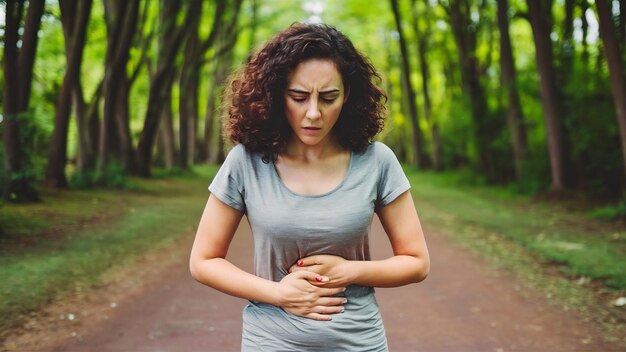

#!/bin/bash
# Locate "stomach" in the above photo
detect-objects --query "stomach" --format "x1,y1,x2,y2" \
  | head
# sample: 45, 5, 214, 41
241, 286, 388, 352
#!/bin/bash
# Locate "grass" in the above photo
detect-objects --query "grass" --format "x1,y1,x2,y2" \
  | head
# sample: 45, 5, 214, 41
0, 165, 219, 333
406, 168, 626, 290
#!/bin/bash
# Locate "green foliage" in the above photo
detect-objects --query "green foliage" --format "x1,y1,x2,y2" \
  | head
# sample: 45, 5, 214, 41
4, 0, 624, 206
0, 111, 46, 201
97, 162, 127, 188
561, 58, 623, 196
589, 201, 626, 221
69, 161, 128, 189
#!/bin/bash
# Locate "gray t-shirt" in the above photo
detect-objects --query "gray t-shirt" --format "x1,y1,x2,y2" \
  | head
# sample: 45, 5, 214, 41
209, 141, 410, 352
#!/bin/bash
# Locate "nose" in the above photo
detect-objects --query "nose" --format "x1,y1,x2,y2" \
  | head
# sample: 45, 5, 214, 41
305, 98, 321, 120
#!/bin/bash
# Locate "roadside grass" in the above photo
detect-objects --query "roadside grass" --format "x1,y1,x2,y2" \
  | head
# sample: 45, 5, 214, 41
407, 168, 625, 341
0, 165, 218, 333
407, 168, 626, 290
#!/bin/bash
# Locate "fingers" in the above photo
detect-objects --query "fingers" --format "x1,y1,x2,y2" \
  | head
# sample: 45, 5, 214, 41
319, 286, 347, 296
293, 303, 346, 321
296, 256, 319, 267
317, 296, 348, 307
306, 312, 333, 321
305, 302, 346, 321
289, 264, 320, 273
288, 257, 318, 273
293, 270, 329, 283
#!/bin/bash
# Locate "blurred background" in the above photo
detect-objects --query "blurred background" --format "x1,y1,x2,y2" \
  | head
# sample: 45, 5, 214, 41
2, 0, 626, 201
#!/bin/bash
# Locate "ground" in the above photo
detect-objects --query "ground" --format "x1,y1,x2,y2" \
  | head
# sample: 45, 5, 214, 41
3, 216, 624, 352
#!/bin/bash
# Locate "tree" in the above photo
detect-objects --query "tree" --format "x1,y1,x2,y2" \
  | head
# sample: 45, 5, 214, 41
2, 0, 45, 202
44, 0, 93, 188
203, 22, 240, 164
596, 0, 626, 188
441, 0, 503, 180
100, 0, 140, 174
497, 0, 528, 180
390, 0, 428, 168
179, 0, 242, 169
411, 0, 442, 170
136, 0, 188, 176
526, 0, 568, 192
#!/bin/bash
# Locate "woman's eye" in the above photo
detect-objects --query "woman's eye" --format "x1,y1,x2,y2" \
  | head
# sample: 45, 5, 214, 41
291, 96, 306, 103
322, 98, 336, 104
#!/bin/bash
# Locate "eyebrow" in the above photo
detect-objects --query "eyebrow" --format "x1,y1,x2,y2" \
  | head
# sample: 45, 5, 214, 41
287, 88, 341, 95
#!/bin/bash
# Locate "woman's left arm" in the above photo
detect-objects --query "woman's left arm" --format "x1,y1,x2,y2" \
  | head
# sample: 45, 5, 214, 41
291, 190, 430, 288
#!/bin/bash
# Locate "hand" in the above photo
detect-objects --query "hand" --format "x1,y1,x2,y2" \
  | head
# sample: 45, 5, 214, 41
276, 270, 347, 321
289, 254, 355, 288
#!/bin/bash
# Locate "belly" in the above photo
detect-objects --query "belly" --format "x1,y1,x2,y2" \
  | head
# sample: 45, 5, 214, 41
241, 286, 388, 352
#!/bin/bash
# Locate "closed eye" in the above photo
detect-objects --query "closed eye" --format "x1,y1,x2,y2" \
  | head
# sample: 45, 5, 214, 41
290, 96, 307, 103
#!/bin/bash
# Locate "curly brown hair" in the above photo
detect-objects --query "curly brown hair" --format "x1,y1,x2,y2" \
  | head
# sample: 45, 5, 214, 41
224, 23, 387, 162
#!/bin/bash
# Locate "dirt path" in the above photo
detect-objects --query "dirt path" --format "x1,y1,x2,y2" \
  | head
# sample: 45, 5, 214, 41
10, 218, 624, 352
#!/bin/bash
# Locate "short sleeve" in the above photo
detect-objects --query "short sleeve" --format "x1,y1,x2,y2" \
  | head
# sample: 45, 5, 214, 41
375, 142, 411, 210
208, 144, 246, 212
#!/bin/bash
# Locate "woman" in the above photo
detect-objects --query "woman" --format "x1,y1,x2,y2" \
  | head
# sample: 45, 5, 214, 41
190, 23, 429, 351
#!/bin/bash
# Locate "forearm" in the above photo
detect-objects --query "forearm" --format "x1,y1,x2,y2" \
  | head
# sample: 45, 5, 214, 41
349, 255, 429, 288
190, 257, 279, 305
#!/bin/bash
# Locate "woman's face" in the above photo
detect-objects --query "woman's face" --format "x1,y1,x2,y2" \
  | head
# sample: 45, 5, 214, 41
284, 58, 347, 149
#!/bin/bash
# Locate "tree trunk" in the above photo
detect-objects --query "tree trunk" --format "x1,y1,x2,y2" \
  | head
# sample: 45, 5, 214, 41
181, 0, 239, 166
179, 0, 203, 170
204, 35, 239, 163
2, 0, 44, 202
100, 0, 139, 173
390, 0, 428, 168
527, 0, 567, 192
497, 0, 528, 180
75, 80, 102, 172
115, 77, 137, 174
158, 89, 176, 170
596, 0, 626, 189
412, 0, 441, 170
45, 0, 93, 188
446, 0, 498, 179
136, 0, 187, 177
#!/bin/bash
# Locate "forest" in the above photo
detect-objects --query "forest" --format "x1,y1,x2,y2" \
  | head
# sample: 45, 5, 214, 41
2, 0, 626, 208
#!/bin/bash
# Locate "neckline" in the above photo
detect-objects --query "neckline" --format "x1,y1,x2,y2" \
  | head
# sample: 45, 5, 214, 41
271, 151, 354, 198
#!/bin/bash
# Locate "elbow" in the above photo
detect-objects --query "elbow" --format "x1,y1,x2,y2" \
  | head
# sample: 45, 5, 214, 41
189, 258, 202, 282
412, 257, 430, 283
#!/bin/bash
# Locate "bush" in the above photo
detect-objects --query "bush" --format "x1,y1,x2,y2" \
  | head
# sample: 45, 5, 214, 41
69, 162, 127, 189
589, 201, 626, 221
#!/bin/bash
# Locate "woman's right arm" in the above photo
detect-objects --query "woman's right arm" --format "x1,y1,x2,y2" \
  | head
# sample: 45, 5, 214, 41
189, 194, 346, 321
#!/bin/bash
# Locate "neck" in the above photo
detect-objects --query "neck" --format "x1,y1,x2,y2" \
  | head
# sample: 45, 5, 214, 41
284, 136, 344, 162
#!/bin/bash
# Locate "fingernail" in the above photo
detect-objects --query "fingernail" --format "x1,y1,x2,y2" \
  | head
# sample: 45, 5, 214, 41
340, 307, 345, 313
315, 276, 327, 282
343, 298, 348, 303
297, 260, 303, 266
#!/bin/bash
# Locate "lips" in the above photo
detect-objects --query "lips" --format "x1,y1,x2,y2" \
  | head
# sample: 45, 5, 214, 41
302, 126, 321, 135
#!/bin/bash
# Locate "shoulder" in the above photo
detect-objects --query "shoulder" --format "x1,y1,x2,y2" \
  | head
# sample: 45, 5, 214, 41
225, 144, 247, 160
360, 141, 397, 162
371, 141, 395, 156
224, 144, 261, 165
